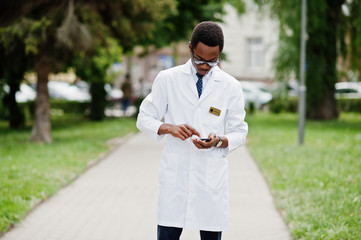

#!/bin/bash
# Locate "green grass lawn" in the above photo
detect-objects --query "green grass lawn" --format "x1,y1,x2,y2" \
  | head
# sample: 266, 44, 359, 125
246, 112, 361, 239
0, 115, 138, 234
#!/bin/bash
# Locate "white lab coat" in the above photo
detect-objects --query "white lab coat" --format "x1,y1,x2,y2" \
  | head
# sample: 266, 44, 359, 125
136, 59, 248, 231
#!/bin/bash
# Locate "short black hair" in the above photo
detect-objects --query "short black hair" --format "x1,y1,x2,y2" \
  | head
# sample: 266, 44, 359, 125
190, 21, 224, 52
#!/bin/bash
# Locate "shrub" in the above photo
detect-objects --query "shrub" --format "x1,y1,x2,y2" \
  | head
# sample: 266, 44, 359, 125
133, 97, 144, 118
0, 99, 8, 120
19, 100, 90, 120
269, 97, 361, 114
269, 97, 298, 114
248, 102, 255, 114
50, 100, 90, 115
337, 98, 361, 113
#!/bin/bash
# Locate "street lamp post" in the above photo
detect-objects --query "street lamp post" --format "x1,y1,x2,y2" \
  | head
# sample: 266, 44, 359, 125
298, 0, 307, 145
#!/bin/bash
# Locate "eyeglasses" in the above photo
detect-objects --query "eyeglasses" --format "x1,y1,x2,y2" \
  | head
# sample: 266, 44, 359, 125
192, 53, 220, 67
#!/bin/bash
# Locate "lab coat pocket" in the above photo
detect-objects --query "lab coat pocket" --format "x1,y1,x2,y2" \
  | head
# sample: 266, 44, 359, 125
202, 103, 225, 129
206, 157, 228, 192
159, 152, 179, 186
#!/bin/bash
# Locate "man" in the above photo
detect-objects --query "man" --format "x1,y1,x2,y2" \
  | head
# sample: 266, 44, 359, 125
136, 21, 248, 240
121, 73, 133, 116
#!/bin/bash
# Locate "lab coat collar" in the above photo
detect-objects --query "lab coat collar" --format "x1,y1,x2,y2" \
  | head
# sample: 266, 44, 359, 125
182, 59, 222, 103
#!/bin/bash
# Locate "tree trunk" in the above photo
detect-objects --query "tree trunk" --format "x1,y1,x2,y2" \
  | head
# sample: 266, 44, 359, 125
30, 52, 52, 143
89, 82, 106, 121
306, 0, 343, 120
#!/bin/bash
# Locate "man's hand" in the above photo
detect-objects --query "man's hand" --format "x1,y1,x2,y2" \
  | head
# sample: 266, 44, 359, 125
192, 132, 218, 149
158, 123, 200, 140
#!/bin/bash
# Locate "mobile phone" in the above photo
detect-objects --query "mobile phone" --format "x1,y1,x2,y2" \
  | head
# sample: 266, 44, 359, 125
200, 138, 211, 142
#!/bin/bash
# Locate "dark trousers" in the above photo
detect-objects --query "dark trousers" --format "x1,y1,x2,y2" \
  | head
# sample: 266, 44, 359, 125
121, 98, 130, 112
157, 225, 222, 240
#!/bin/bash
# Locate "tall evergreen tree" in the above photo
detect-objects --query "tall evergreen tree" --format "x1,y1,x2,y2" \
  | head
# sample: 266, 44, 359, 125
0, 0, 176, 142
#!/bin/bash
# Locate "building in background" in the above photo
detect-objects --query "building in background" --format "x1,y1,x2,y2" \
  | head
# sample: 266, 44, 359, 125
220, 3, 279, 83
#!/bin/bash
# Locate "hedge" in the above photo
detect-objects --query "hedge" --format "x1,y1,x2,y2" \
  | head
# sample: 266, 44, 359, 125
269, 97, 361, 114
0, 100, 90, 121
337, 98, 361, 113
269, 97, 298, 114
1, 97, 360, 121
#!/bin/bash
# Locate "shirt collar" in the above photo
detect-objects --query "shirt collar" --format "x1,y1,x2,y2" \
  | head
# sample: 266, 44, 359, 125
189, 59, 215, 82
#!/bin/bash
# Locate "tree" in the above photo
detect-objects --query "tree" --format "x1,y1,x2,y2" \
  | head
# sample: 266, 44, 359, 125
93, 0, 176, 52
72, 38, 123, 121
72, 0, 177, 121
140, 0, 245, 49
0, 0, 176, 142
74, 0, 244, 120
0, 41, 27, 128
0, 1, 90, 142
348, 0, 361, 76
255, 0, 361, 120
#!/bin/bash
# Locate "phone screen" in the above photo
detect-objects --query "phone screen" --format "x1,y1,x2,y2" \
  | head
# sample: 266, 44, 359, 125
200, 138, 211, 142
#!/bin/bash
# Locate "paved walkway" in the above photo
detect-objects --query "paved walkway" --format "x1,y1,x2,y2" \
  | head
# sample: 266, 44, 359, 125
1, 133, 291, 240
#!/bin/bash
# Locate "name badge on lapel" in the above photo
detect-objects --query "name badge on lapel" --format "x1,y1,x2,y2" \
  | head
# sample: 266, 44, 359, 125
209, 107, 221, 116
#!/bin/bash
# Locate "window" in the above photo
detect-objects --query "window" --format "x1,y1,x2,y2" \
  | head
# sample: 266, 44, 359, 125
247, 38, 264, 70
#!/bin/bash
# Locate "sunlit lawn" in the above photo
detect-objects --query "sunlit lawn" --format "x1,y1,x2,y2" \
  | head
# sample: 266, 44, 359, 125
246, 112, 361, 239
0, 115, 138, 234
